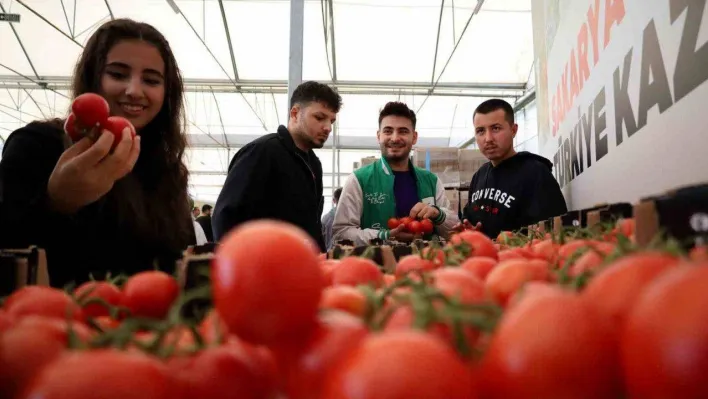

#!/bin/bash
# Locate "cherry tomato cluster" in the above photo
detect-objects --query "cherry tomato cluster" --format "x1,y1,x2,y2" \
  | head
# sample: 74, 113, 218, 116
2, 218, 707, 399
64, 93, 136, 150
387, 216, 434, 235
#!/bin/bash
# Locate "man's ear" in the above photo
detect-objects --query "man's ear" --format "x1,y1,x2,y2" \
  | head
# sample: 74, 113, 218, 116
412, 130, 418, 145
290, 104, 301, 122
511, 123, 518, 138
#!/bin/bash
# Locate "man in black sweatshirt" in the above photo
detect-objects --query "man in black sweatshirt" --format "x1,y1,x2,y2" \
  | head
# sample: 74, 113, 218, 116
212, 81, 342, 251
458, 99, 567, 239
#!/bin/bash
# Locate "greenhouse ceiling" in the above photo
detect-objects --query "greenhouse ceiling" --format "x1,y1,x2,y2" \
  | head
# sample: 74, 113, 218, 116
0, 0, 534, 202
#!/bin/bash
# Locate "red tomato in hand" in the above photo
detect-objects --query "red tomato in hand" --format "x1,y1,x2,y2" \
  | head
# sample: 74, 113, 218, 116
323, 330, 475, 399
74, 281, 124, 318
64, 113, 84, 142
407, 220, 422, 235
480, 291, 621, 399
622, 264, 708, 399
419, 218, 434, 234
104, 116, 137, 148
122, 271, 179, 319
71, 93, 110, 128
387, 218, 401, 230
212, 220, 323, 345
21, 350, 173, 399
399, 217, 413, 231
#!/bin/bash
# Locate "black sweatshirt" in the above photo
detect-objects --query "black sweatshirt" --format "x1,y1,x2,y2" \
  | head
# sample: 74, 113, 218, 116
463, 151, 567, 238
0, 121, 192, 288
212, 125, 326, 251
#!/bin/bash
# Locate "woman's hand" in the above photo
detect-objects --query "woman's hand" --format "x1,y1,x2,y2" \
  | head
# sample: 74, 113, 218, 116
47, 128, 140, 214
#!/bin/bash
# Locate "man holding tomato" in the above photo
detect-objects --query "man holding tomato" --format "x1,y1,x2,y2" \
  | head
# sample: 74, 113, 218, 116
455, 99, 567, 238
332, 102, 459, 245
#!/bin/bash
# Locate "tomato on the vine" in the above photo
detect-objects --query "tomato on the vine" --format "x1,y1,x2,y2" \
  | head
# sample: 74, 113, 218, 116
450, 230, 498, 259
21, 350, 173, 399
74, 281, 124, 318
323, 330, 474, 399
71, 93, 110, 128
280, 311, 368, 399
331, 257, 383, 288
5, 288, 84, 322
419, 218, 434, 234
387, 218, 401, 230
407, 220, 422, 235
122, 271, 179, 320
212, 220, 323, 345
622, 264, 708, 399
480, 291, 621, 399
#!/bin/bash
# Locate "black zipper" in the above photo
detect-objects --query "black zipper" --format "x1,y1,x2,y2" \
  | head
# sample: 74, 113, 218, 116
294, 151, 320, 224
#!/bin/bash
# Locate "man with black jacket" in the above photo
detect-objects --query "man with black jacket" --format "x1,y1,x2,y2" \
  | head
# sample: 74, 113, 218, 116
212, 81, 342, 251
457, 99, 567, 238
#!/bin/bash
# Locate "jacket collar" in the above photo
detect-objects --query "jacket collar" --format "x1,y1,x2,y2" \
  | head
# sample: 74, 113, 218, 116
278, 125, 313, 156
379, 157, 417, 178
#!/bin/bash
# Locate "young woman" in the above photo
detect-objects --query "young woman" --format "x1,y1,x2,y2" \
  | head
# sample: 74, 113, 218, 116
0, 19, 195, 288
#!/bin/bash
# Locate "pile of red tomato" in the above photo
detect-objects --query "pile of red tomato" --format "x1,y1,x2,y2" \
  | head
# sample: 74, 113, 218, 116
64, 93, 136, 149
387, 216, 434, 235
1, 218, 707, 398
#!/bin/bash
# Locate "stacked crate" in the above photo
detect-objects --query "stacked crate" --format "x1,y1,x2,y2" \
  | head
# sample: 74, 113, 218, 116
411, 148, 461, 188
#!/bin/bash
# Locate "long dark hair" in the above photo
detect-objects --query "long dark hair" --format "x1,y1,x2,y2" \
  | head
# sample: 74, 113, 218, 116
70, 19, 193, 253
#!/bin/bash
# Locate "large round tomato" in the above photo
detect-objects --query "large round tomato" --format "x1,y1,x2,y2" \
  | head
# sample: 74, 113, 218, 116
449, 230, 498, 259
5, 287, 84, 322
621, 264, 708, 399
71, 93, 110, 128
419, 219, 434, 234
323, 330, 474, 399
431, 268, 486, 305
459, 256, 497, 281
387, 218, 401, 230
0, 316, 92, 398
122, 271, 179, 319
480, 292, 621, 399
331, 257, 383, 288
281, 311, 368, 399
212, 220, 323, 345
394, 255, 437, 279
74, 281, 124, 318
484, 259, 549, 306
167, 339, 278, 399
581, 252, 678, 328
320, 286, 368, 318
21, 350, 172, 399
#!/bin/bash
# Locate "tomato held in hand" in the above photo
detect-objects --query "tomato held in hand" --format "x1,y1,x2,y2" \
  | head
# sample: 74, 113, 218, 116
399, 217, 413, 231
122, 271, 179, 320
212, 220, 323, 346
407, 220, 422, 235
387, 218, 401, 230
105, 116, 137, 142
419, 218, 434, 234
71, 93, 110, 128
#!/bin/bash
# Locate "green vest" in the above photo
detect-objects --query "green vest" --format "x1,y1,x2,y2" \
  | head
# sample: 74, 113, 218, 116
354, 158, 440, 232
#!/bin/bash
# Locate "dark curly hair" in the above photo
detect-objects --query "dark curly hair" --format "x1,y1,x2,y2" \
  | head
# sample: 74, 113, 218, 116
290, 81, 342, 113
378, 101, 417, 129
70, 18, 193, 252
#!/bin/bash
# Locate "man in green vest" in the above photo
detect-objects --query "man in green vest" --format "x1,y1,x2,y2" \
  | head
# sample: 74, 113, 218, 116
332, 102, 459, 246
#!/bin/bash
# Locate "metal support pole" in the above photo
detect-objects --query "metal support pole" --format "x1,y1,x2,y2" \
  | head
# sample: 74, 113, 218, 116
287, 0, 305, 119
